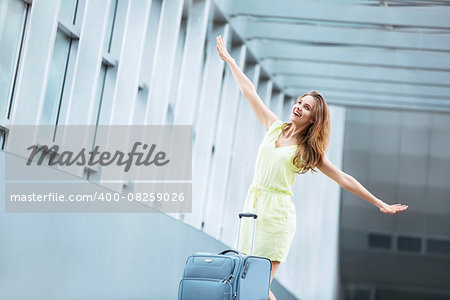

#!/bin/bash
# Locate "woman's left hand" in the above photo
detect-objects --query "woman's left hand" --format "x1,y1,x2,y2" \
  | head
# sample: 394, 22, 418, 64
216, 35, 234, 63
378, 202, 409, 214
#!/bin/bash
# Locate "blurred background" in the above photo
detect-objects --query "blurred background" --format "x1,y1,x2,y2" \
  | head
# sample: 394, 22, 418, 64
1, 0, 450, 299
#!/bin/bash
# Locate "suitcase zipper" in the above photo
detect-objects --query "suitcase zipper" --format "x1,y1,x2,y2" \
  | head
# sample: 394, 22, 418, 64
179, 278, 233, 299
225, 254, 242, 299
203, 252, 242, 299
185, 254, 241, 298
235, 256, 272, 299
220, 274, 234, 284
241, 262, 250, 279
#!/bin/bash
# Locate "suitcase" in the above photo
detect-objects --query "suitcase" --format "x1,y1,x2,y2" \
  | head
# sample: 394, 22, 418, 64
178, 213, 272, 300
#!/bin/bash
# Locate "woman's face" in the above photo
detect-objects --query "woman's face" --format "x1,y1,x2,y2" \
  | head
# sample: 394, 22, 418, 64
289, 95, 315, 126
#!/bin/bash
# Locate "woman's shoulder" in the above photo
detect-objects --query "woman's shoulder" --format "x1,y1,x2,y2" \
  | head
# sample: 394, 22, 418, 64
266, 119, 284, 133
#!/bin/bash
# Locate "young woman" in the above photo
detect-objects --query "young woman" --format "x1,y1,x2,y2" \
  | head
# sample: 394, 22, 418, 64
216, 35, 408, 300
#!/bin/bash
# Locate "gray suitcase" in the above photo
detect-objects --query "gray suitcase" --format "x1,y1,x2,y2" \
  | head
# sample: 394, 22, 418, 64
178, 213, 272, 300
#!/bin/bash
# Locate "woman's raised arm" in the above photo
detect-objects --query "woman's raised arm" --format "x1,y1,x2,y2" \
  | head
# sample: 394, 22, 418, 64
317, 154, 409, 214
216, 35, 278, 131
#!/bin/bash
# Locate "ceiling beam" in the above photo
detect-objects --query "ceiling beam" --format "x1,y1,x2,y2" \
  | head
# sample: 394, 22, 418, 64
326, 100, 450, 114
260, 59, 450, 87
227, 0, 450, 29
246, 40, 450, 72
286, 85, 450, 106
231, 18, 450, 52
287, 87, 450, 107
284, 89, 450, 113
280, 76, 450, 101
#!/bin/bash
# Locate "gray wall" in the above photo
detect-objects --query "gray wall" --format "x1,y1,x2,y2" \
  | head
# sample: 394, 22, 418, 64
0, 1, 347, 299
0, 151, 299, 300
340, 108, 450, 299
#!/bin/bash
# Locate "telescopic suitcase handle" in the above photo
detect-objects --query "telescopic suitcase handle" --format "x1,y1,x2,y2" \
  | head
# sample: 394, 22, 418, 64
239, 213, 258, 219
219, 249, 240, 255
236, 213, 258, 255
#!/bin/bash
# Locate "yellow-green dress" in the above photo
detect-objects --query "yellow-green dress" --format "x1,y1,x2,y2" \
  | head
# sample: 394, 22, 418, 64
237, 120, 300, 262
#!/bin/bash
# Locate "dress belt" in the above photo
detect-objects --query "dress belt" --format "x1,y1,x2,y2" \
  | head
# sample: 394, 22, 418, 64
249, 183, 293, 209
249, 183, 292, 196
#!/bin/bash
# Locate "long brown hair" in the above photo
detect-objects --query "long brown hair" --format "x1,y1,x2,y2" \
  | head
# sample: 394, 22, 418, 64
281, 91, 330, 174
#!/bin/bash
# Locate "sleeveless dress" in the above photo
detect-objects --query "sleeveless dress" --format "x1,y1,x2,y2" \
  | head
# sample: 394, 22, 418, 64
237, 120, 300, 262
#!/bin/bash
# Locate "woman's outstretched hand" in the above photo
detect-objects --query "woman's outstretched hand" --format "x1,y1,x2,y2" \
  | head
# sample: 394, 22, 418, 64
216, 35, 234, 63
378, 202, 409, 214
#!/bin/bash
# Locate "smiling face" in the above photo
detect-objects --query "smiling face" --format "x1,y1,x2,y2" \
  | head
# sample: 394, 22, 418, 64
289, 95, 315, 125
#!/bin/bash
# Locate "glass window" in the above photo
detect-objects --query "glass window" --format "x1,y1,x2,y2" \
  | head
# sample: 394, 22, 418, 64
86, 64, 107, 179
0, 0, 27, 120
41, 30, 71, 125
41, 0, 79, 125
93, 0, 127, 128
59, 0, 79, 25
133, 88, 147, 125
94, 65, 108, 126
93, 0, 121, 125
104, 0, 119, 53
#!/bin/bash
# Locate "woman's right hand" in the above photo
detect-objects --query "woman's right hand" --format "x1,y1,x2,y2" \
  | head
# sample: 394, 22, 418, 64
216, 35, 234, 63
378, 201, 408, 214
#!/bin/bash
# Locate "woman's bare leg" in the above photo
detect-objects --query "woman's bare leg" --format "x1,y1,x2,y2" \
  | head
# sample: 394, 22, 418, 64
269, 261, 281, 300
